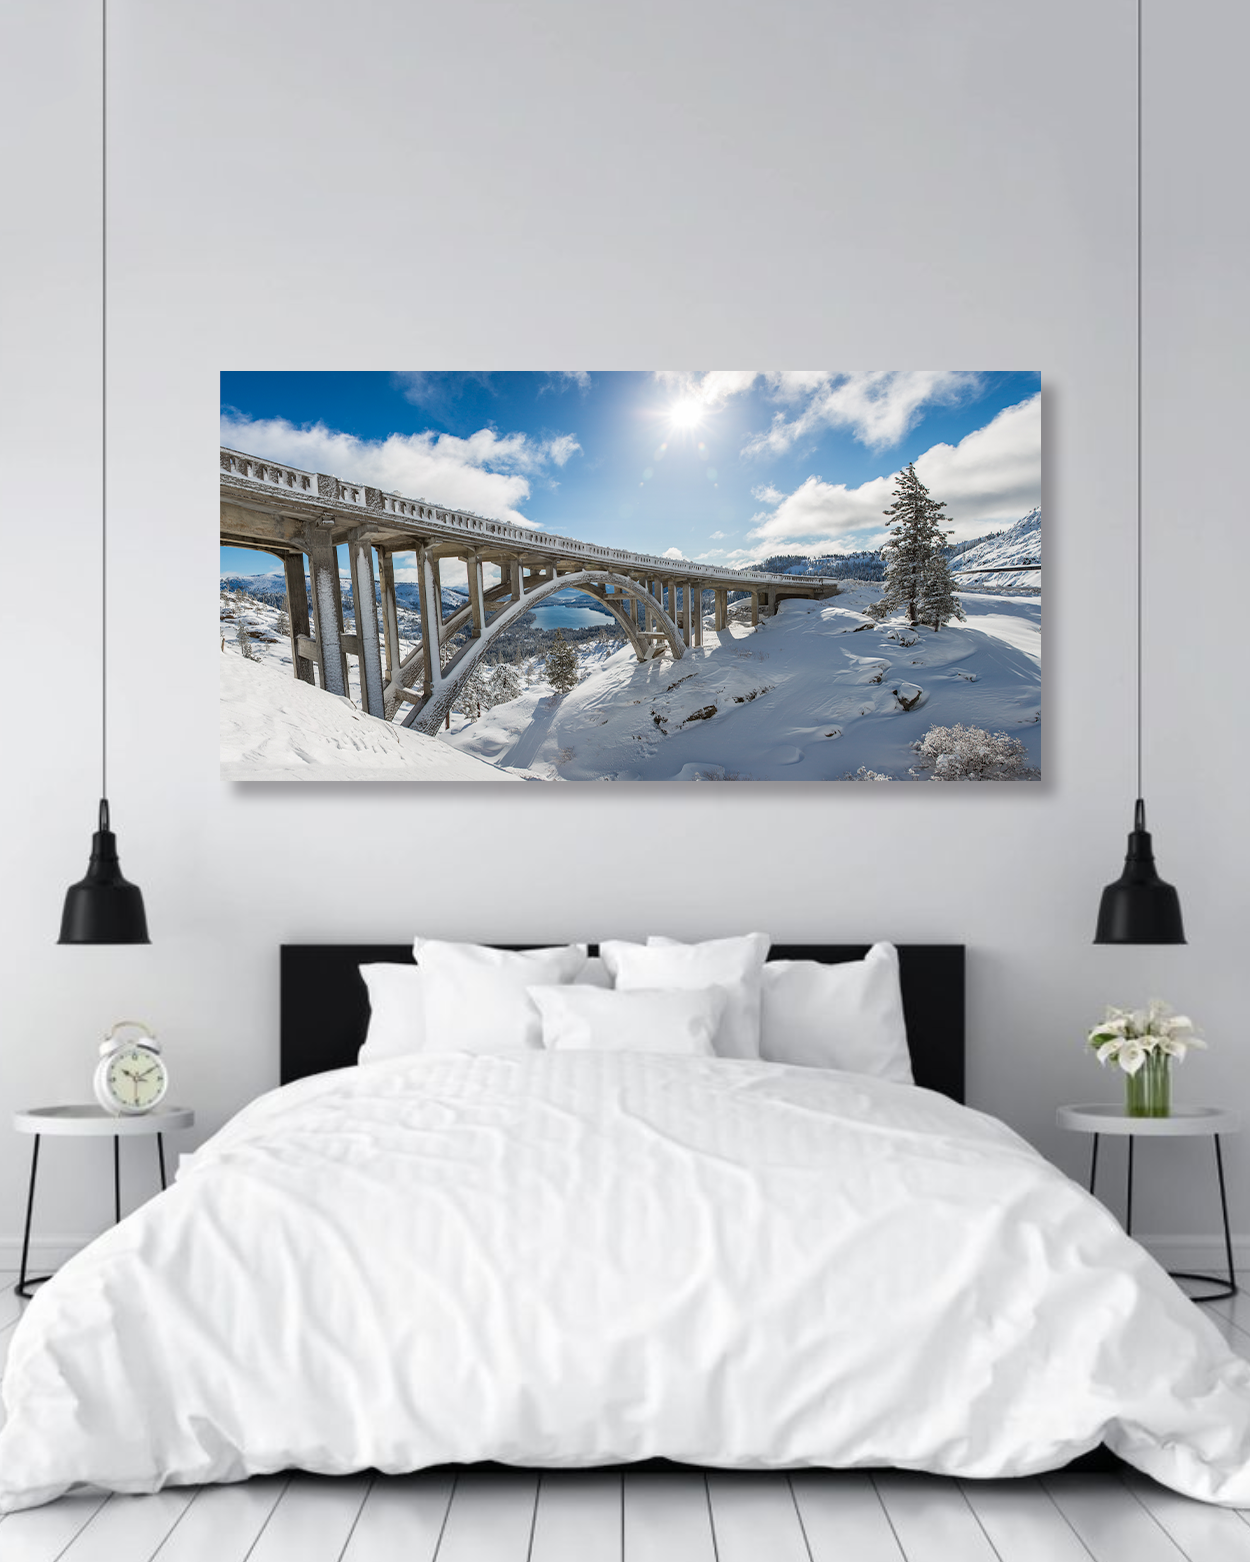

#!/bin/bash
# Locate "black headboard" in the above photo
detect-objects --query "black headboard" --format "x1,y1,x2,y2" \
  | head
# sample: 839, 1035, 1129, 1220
281, 944, 965, 1102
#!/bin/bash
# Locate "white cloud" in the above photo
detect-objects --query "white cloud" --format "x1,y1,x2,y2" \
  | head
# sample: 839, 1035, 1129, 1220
709, 529, 727, 539
651, 369, 983, 454
220, 414, 582, 528
745, 370, 982, 455
653, 369, 759, 408
661, 546, 685, 559
747, 394, 1040, 548
546, 433, 580, 467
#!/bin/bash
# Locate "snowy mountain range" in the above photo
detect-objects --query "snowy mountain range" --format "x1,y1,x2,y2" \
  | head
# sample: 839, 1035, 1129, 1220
220, 572, 464, 616
948, 508, 1041, 584
754, 509, 1042, 590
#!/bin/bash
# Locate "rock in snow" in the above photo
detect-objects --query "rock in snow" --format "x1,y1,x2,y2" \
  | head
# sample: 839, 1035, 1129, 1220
220, 655, 520, 782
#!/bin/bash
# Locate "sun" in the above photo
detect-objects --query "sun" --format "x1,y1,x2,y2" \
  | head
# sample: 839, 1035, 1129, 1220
669, 398, 703, 429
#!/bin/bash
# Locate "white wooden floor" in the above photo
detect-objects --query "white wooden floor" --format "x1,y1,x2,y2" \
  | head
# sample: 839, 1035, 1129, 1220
2, 1274, 1250, 1560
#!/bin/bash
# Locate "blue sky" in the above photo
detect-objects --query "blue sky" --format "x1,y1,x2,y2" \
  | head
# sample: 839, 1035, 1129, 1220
220, 370, 1040, 581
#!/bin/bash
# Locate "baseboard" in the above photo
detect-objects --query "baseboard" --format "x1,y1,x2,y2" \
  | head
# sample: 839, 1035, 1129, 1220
1138, 1236, 1248, 1275
0, 1234, 99, 1271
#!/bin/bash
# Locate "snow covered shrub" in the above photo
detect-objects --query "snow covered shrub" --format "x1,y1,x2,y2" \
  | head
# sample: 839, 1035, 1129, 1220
846, 767, 894, 781
910, 723, 1038, 781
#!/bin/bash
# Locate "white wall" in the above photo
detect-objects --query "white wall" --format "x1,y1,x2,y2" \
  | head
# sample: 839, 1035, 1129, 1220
1, 0, 1246, 1265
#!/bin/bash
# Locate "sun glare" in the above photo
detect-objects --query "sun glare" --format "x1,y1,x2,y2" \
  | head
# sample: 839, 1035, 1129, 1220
670, 398, 703, 429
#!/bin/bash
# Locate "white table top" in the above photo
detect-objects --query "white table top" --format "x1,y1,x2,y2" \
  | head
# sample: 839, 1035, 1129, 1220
14, 1105, 195, 1137
1057, 1103, 1240, 1137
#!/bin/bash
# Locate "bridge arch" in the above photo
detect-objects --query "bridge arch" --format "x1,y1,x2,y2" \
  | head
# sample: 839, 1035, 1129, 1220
401, 569, 684, 736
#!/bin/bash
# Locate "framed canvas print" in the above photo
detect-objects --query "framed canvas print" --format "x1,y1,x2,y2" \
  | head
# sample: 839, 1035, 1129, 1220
219, 370, 1040, 782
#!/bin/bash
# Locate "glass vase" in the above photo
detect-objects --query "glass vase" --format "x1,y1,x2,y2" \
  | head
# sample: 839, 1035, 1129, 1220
1125, 1051, 1171, 1117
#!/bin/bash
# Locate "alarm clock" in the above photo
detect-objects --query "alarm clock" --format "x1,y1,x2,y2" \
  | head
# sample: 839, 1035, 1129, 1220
94, 1021, 169, 1116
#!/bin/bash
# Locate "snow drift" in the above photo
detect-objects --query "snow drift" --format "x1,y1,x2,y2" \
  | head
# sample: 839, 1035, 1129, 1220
220, 655, 520, 782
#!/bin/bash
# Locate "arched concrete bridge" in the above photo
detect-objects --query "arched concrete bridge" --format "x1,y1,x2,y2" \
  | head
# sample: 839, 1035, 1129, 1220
220, 447, 842, 734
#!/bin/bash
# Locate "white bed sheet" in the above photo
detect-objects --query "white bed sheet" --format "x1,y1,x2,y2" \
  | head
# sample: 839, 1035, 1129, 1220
2, 1051, 1250, 1510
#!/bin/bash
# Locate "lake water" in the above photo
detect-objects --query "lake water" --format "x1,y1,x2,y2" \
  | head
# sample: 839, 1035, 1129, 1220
528, 603, 613, 630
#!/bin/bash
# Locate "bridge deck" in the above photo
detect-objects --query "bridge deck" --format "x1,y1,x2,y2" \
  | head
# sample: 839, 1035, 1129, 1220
220, 447, 842, 594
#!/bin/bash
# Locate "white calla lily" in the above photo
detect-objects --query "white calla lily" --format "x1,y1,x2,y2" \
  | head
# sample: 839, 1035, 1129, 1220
1085, 999, 1205, 1078
1118, 1040, 1147, 1075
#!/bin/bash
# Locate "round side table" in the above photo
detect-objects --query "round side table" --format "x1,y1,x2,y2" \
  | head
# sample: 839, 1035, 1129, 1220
1057, 1103, 1239, 1302
14, 1105, 195, 1300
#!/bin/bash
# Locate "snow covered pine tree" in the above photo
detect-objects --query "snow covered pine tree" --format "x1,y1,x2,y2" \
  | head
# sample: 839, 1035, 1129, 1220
544, 630, 580, 696
870, 463, 964, 629
490, 663, 522, 704
918, 545, 965, 631
454, 662, 493, 719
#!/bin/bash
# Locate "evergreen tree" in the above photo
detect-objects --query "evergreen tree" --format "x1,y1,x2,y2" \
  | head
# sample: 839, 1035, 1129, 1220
544, 629, 580, 696
454, 661, 493, 719
871, 464, 956, 626
918, 548, 965, 631
235, 611, 258, 661
491, 663, 522, 703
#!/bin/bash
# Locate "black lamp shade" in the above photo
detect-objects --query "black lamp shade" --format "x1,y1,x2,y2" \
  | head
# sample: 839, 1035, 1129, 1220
1094, 798, 1185, 945
58, 799, 150, 945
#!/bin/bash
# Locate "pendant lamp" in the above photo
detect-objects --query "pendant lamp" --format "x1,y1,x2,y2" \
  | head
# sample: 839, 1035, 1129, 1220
1094, 0, 1184, 946
59, 0, 150, 946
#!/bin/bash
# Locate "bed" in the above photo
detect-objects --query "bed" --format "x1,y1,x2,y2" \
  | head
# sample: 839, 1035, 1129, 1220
3, 937, 1250, 1511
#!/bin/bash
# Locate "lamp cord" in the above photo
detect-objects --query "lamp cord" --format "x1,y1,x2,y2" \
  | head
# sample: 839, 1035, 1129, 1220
1135, 0, 1143, 802
101, 0, 108, 803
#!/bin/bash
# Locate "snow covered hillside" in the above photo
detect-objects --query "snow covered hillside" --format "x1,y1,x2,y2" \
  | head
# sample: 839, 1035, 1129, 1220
949, 508, 1041, 590
444, 583, 1041, 781
221, 657, 521, 782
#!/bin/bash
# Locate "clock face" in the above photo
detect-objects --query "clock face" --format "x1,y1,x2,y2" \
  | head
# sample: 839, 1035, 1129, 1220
105, 1047, 167, 1112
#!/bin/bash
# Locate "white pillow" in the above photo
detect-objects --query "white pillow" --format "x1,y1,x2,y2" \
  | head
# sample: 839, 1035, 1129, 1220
357, 950, 607, 1065
528, 984, 726, 1055
760, 942, 912, 1081
358, 963, 425, 1063
414, 940, 588, 1054
600, 933, 771, 1059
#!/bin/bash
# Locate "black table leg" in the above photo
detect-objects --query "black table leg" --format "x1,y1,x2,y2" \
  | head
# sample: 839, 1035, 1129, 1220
113, 1135, 121, 1224
1167, 1133, 1238, 1303
157, 1133, 166, 1191
1216, 1135, 1238, 1297
1089, 1134, 1100, 1195
1126, 1135, 1134, 1236
15, 1135, 51, 1300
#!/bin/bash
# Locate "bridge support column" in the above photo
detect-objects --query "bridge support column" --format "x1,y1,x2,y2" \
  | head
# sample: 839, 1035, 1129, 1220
683, 583, 693, 646
467, 552, 485, 638
349, 534, 386, 717
714, 588, 728, 632
282, 553, 315, 685
304, 526, 348, 697
750, 591, 759, 626
416, 543, 442, 695
378, 548, 401, 686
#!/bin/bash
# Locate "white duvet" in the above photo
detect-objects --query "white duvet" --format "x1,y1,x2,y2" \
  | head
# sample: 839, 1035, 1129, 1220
3, 1050, 1250, 1510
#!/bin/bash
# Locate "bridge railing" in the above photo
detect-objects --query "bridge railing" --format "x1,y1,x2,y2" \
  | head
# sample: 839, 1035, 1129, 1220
220, 447, 843, 588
